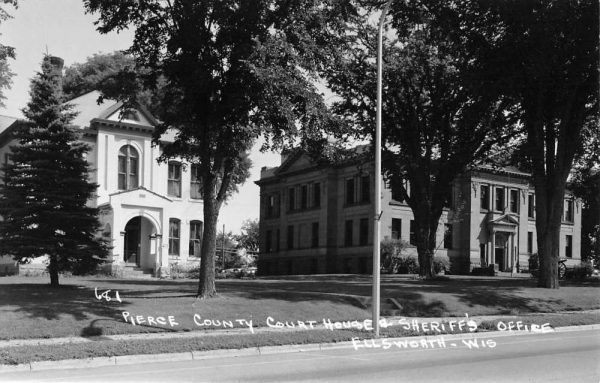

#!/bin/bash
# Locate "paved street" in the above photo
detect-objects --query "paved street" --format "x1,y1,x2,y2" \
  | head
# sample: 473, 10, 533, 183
3, 329, 600, 383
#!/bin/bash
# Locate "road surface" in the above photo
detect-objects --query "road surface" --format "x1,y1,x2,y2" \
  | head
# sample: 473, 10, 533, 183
2, 329, 599, 382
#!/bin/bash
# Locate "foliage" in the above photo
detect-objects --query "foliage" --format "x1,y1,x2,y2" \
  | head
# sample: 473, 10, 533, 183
528, 253, 539, 275
234, 219, 259, 253
0, 55, 109, 286
85, 1, 347, 298
433, 256, 450, 274
62, 52, 134, 100
380, 238, 407, 273
0, 0, 17, 107
429, 0, 598, 288
325, 1, 512, 278
566, 261, 594, 281
395, 254, 419, 275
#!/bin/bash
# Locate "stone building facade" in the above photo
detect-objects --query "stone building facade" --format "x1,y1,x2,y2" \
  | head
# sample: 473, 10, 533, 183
0, 90, 204, 277
255, 150, 582, 275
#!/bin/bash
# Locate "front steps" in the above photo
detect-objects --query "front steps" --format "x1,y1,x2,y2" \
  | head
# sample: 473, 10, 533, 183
120, 265, 154, 279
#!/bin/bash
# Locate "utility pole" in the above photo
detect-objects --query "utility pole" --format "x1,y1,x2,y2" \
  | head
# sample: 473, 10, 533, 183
372, 0, 393, 339
222, 224, 225, 270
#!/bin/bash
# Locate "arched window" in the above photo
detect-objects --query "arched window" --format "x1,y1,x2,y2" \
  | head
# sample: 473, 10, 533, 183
118, 145, 139, 190
189, 220, 203, 257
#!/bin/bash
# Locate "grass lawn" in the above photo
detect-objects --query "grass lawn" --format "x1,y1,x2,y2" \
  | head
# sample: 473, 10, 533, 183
2, 312, 599, 365
0, 274, 598, 341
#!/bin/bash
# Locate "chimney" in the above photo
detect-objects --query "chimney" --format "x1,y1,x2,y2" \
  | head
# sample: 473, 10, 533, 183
45, 55, 64, 79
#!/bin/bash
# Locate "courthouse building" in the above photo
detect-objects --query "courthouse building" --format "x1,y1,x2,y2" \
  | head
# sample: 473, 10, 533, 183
0, 90, 204, 277
255, 149, 582, 275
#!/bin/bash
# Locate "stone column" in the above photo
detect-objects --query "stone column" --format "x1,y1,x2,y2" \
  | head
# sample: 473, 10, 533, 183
491, 230, 496, 266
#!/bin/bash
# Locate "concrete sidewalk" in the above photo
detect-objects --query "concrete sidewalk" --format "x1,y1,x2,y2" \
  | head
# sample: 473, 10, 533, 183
1, 323, 599, 374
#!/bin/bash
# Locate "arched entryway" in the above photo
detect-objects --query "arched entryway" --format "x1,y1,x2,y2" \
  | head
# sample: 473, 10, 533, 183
123, 216, 158, 268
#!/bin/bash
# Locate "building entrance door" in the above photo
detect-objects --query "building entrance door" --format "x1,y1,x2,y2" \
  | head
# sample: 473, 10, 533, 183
124, 217, 141, 266
495, 247, 505, 271
494, 232, 508, 271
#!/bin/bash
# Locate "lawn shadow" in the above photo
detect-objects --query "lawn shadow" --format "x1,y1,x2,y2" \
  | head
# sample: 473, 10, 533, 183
0, 283, 128, 321
382, 276, 575, 316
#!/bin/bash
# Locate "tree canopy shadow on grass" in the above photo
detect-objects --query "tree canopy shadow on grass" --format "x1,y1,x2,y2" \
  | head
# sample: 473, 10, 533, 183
86, 274, 600, 317
0, 283, 126, 321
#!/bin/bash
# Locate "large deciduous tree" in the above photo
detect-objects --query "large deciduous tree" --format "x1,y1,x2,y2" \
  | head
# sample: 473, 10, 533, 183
0, 55, 109, 287
62, 51, 135, 101
377, 0, 597, 287
441, 0, 598, 288
325, 3, 511, 278
85, 1, 346, 298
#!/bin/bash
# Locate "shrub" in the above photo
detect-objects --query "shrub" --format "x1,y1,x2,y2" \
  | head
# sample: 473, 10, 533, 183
433, 256, 450, 274
567, 261, 594, 280
396, 254, 419, 274
528, 253, 539, 275
380, 238, 408, 273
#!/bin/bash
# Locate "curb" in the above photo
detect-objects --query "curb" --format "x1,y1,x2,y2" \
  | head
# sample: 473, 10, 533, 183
1, 324, 599, 373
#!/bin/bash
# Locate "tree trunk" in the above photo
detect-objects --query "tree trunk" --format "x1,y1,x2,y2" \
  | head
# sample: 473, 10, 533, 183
49, 254, 59, 287
197, 179, 221, 299
414, 213, 439, 279
594, 176, 600, 261
535, 183, 565, 289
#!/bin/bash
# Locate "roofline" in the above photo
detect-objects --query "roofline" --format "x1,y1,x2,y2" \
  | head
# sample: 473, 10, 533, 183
109, 186, 173, 202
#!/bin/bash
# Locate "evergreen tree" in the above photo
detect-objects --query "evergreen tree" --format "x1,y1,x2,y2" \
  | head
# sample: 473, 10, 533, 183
0, 55, 108, 287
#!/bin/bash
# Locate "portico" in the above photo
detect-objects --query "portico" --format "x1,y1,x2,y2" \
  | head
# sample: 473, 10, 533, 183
486, 214, 519, 272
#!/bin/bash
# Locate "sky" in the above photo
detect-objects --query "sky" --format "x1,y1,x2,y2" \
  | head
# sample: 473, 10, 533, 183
0, 0, 281, 234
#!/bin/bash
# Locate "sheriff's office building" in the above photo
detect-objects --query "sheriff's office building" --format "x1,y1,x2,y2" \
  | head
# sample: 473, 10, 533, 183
255, 149, 581, 275
0, 89, 204, 277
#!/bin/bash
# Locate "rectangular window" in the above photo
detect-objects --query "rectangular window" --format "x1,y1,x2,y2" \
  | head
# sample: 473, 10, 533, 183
528, 194, 535, 218
527, 231, 533, 254
480, 185, 490, 210
288, 188, 296, 211
275, 229, 280, 251
564, 199, 574, 222
565, 235, 572, 258
443, 224, 453, 249
287, 225, 294, 250
509, 189, 519, 213
118, 155, 127, 190
359, 218, 369, 245
190, 164, 202, 199
391, 218, 402, 240
265, 230, 272, 253
168, 219, 180, 256
189, 221, 203, 257
301, 185, 308, 209
345, 178, 355, 205
167, 162, 182, 197
361, 175, 370, 203
344, 220, 353, 246
391, 179, 404, 202
311, 222, 319, 248
495, 187, 505, 211
410, 220, 416, 246
129, 156, 138, 189
266, 195, 274, 218
313, 183, 321, 208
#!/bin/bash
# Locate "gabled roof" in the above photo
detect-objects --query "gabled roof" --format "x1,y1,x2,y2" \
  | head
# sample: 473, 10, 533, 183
67, 91, 120, 129
66, 90, 158, 129
0, 115, 18, 136
108, 186, 173, 202
489, 213, 519, 226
